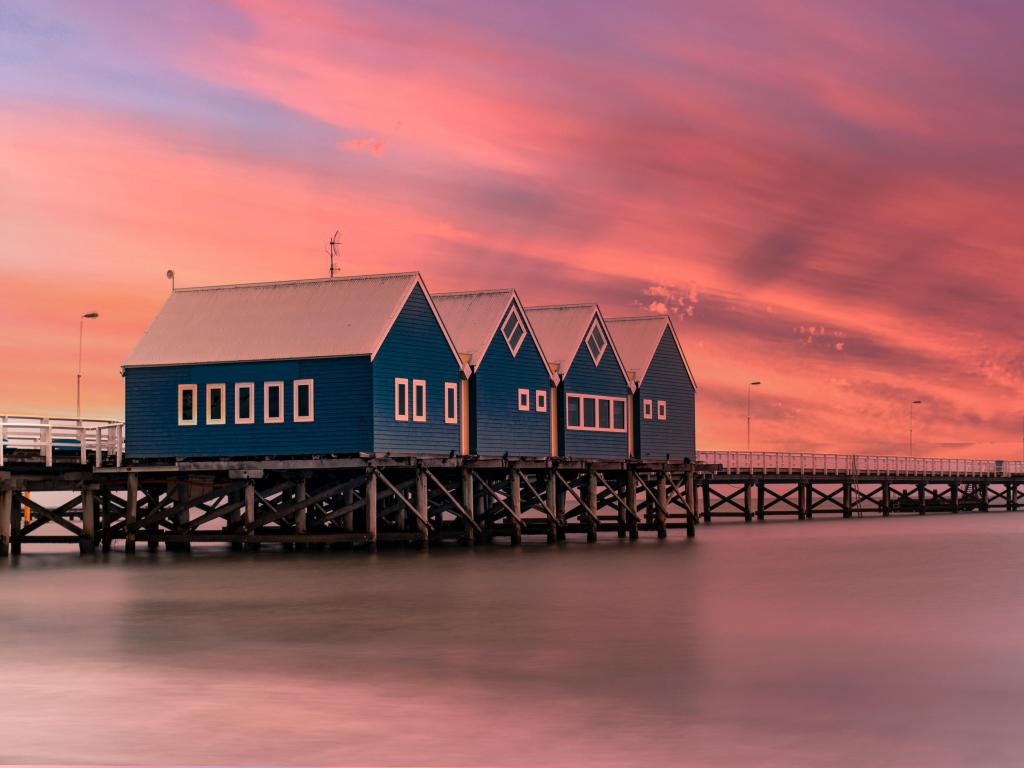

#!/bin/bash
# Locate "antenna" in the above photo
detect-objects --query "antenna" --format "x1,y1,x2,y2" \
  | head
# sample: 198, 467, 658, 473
327, 230, 341, 278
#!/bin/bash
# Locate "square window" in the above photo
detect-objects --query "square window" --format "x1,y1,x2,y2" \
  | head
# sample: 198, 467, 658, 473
394, 378, 409, 421
598, 399, 611, 429
518, 388, 530, 411
657, 400, 667, 420
567, 395, 581, 427
264, 381, 284, 423
584, 320, 607, 364
535, 389, 548, 413
501, 308, 527, 356
444, 382, 458, 424
412, 379, 427, 422
235, 383, 254, 424
643, 399, 653, 420
294, 379, 314, 422
206, 384, 226, 425
613, 400, 626, 431
582, 397, 596, 428
178, 384, 197, 426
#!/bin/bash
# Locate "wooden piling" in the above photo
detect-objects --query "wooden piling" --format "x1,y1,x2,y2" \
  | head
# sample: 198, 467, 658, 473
627, 469, 639, 540
415, 467, 430, 548
80, 488, 96, 554
365, 471, 378, 552
702, 475, 712, 524
125, 473, 138, 554
509, 467, 522, 546
950, 482, 959, 514
586, 469, 598, 543
244, 482, 257, 552
0, 488, 11, 557
294, 480, 308, 535
101, 490, 112, 552
686, 470, 698, 530
918, 482, 927, 515
842, 481, 852, 519
461, 467, 475, 546
656, 471, 668, 538
756, 480, 765, 522
743, 481, 752, 523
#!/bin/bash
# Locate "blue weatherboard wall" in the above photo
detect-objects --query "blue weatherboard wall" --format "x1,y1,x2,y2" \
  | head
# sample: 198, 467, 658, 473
371, 284, 462, 454
471, 306, 551, 456
124, 356, 372, 458
560, 334, 631, 459
634, 327, 696, 459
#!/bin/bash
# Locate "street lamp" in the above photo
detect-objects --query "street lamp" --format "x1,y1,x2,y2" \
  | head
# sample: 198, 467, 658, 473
77, 312, 99, 419
747, 381, 761, 453
909, 400, 922, 457
166, 269, 175, 291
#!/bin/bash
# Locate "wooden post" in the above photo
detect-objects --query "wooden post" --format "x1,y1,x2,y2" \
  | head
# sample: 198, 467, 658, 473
802, 481, 811, 520
244, 481, 257, 552
617, 472, 627, 539
686, 470, 698, 529
101, 490, 112, 552
546, 470, 558, 544
510, 468, 522, 546
882, 480, 891, 517
950, 482, 959, 514
416, 467, 429, 548
702, 475, 712, 524
1010, 482, 1019, 512
80, 488, 96, 554
743, 481, 752, 523
365, 471, 378, 553
586, 468, 598, 543
555, 477, 567, 542
125, 473, 138, 554
842, 481, 852, 519
917, 482, 927, 515
343, 487, 355, 533
657, 471, 668, 538
0, 488, 11, 557
294, 479, 308, 536
980, 482, 990, 512
627, 469, 639, 540
461, 467, 475, 546
756, 480, 765, 521
10, 491, 21, 556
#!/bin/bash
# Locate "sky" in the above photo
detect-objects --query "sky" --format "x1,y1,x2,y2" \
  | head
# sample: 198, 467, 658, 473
1, 0, 1022, 458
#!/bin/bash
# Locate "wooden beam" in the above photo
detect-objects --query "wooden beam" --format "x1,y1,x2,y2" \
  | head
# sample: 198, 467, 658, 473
424, 468, 482, 534
375, 470, 432, 531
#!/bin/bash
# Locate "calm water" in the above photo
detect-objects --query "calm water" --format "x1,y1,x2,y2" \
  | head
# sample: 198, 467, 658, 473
2, 514, 1024, 766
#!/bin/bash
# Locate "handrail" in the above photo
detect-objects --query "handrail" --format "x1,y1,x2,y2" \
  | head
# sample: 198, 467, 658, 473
0, 414, 124, 468
697, 451, 1024, 478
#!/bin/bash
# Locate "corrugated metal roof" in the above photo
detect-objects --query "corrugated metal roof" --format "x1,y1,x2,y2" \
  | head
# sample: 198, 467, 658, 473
124, 273, 425, 367
524, 304, 599, 370
605, 315, 697, 387
433, 289, 515, 365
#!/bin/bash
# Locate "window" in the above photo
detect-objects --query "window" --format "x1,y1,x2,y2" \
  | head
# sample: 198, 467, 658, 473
444, 382, 458, 424
567, 395, 581, 428
566, 393, 628, 433
535, 389, 548, 413
613, 400, 626, 431
235, 383, 254, 424
518, 388, 530, 412
394, 378, 409, 421
584, 320, 607, 364
178, 384, 197, 426
501, 307, 526, 356
206, 384, 226, 425
657, 400, 667, 421
264, 381, 284, 424
412, 379, 427, 422
643, 399, 654, 420
294, 379, 314, 422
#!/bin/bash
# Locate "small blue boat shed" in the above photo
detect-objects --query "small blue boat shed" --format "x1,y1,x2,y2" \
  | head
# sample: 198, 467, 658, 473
525, 304, 633, 459
123, 273, 468, 459
433, 289, 555, 457
605, 315, 697, 460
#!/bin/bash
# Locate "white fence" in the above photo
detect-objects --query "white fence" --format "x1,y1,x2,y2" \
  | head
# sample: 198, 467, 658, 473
697, 451, 1024, 478
0, 414, 124, 468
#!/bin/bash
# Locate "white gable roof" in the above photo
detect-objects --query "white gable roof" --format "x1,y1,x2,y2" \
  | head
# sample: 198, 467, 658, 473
605, 315, 697, 388
124, 272, 466, 373
525, 303, 632, 387
433, 289, 556, 382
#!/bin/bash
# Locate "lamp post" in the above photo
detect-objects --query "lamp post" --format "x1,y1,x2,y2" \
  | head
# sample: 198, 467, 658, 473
909, 400, 922, 457
747, 381, 761, 453
77, 312, 99, 419
166, 269, 175, 291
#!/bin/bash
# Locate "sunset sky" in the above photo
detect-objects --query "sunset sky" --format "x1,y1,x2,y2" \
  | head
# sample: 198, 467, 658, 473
2, 0, 1022, 458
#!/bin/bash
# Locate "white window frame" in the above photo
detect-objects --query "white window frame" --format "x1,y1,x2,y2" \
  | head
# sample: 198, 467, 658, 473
657, 400, 667, 421
643, 399, 654, 420
178, 384, 198, 426
293, 379, 315, 423
205, 383, 226, 425
394, 378, 409, 422
565, 392, 628, 433
518, 388, 531, 412
412, 379, 427, 423
584, 320, 608, 365
235, 382, 255, 425
535, 389, 548, 413
444, 382, 458, 425
500, 306, 527, 356
264, 381, 285, 424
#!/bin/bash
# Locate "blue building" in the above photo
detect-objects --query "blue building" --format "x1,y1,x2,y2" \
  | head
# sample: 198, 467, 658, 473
434, 289, 555, 457
525, 304, 633, 459
123, 273, 467, 459
606, 315, 697, 460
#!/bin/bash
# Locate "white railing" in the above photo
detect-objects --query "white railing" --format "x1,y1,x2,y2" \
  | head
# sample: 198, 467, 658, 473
697, 451, 1024, 478
0, 414, 124, 468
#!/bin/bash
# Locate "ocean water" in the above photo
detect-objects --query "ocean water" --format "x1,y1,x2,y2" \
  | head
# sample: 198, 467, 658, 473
1, 513, 1023, 766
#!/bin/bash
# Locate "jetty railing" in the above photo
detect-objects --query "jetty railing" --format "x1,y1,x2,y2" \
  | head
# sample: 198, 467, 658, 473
698, 451, 1024, 478
0, 414, 124, 468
